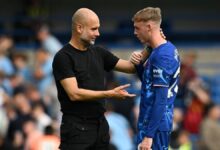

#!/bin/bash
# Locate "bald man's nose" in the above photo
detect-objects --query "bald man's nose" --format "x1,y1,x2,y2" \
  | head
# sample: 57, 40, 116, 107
96, 30, 100, 36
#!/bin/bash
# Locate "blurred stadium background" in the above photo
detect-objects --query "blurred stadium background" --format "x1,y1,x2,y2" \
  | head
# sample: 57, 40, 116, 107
0, 0, 220, 150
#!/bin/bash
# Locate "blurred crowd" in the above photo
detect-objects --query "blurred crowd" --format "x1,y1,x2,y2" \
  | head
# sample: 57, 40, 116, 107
0, 24, 220, 150
0, 25, 62, 150
0, 1, 219, 149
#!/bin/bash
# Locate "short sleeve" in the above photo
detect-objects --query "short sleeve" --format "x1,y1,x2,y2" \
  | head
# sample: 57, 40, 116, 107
98, 47, 119, 72
52, 52, 75, 81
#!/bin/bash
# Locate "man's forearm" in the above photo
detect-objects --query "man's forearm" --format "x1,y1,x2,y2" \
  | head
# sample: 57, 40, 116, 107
68, 88, 110, 101
115, 59, 136, 74
67, 84, 134, 101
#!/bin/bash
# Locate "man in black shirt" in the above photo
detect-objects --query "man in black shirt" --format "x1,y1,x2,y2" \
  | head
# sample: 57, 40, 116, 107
52, 8, 136, 150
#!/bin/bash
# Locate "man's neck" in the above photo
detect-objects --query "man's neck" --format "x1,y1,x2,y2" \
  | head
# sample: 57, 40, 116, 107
69, 37, 88, 51
150, 31, 167, 49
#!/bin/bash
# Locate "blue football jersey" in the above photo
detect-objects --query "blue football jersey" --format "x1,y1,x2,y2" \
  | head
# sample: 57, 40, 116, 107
137, 41, 180, 143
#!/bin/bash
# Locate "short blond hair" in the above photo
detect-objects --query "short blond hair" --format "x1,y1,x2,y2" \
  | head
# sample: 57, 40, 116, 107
132, 7, 162, 25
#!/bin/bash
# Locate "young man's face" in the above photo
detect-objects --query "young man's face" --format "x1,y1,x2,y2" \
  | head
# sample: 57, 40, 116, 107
134, 21, 151, 45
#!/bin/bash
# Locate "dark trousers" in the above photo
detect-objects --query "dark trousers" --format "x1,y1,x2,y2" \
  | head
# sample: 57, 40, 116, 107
59, 114, 110, 150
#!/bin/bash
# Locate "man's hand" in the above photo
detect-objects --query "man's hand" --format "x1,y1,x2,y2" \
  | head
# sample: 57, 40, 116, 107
108, 84, 136, 99
129, 51, 143, 65
138, 137, 153, 150
130, 50, 151, 65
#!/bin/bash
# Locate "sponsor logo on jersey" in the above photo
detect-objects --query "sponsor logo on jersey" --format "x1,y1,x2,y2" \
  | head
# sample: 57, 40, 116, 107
153, 68, 163, 78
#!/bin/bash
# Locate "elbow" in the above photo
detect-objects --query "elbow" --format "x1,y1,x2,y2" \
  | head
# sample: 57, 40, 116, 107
130, 68, 136, 74
125, 65, 136, 74
68, 91, 82, 101
130, 63, 136, 74
131, 68, 136, 74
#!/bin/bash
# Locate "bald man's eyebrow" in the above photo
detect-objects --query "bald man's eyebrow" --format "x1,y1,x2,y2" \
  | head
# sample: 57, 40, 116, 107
91, 27, 99, 30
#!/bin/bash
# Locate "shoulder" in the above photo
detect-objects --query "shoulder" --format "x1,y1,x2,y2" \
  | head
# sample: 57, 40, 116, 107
54, 44, 73, 59
53, 49, 65, 61
89, 45, 115, 59
157, 41, 177, 56
153, 41, 178, 59
53, 44, 73, 64
151, 42, 179, 72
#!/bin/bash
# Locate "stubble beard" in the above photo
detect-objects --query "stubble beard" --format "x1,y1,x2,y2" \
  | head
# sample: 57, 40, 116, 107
81, 39, 91, 48
80, 37, 95, 48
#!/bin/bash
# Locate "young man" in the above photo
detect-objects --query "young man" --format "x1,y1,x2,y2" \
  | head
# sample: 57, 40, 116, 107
130, 7, 180, 150
52, 8, 136, 149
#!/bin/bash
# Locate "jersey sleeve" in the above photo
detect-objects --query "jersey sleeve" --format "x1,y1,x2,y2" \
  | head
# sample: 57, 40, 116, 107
52, 52, 75, 81
151, 54, 172, 87
98, 47, 119, 72
142, 86, 168, 138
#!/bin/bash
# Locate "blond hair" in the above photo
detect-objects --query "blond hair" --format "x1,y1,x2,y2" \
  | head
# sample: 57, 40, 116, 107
132, 7, 162, 25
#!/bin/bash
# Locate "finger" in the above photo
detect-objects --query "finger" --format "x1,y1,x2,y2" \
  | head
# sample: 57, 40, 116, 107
132, 52, 142, 58
131, 55, 142, 62
140, 146, 146, 150
130, 59, 140, 65
132, 51, 142, 57
130, 57, 139, 62
130, 57, 142, 64
142, 145, 151, 150
118, 90, 128, 95
131, 52, 142, 58
119, 92, 136, 98
132, 55, 142, 61
131, 56, 141, 61
120, 89, 127, 93
119, 84, 130, 90
118, 89, 136, 97
126, 93, 136, 97
141, 146, 149, 150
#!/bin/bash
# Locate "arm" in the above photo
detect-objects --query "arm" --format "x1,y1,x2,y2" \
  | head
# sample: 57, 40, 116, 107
143, 87, 168, 137
114, 59, 136, 73
110, 47, 151, 74
100, 47, 135, 74
114, 47, 152, 75
188, 78, 210, 104
60, 77, 135, 101
139, 87, 168, 150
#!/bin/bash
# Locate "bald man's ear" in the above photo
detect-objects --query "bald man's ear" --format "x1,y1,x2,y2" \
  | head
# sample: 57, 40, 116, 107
76, 24, 83, 34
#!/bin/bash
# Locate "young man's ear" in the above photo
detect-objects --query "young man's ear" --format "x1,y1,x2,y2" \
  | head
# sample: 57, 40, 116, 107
144, 22, 150, 32
146, 23, 151, 32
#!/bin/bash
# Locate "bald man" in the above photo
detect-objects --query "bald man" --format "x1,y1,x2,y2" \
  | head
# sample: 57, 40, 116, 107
52, 8, 136, 149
